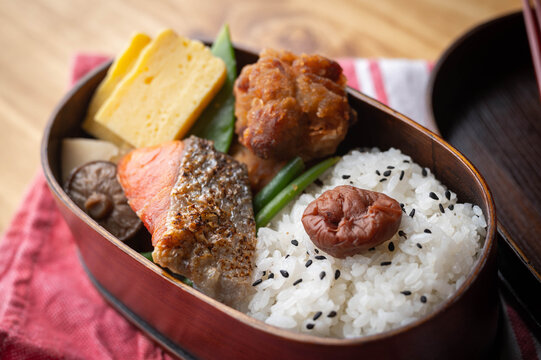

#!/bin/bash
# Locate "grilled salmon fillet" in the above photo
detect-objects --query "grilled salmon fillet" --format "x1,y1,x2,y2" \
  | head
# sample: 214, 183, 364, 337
117, 136, 257, 310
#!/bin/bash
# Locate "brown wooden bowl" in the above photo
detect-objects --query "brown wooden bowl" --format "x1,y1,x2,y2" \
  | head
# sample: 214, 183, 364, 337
427, 11, 541, 330
41, 46, 498, 359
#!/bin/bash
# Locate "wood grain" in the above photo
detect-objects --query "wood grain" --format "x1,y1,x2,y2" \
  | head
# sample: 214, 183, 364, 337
0, 0, 519, 232
430, 12, 541, 275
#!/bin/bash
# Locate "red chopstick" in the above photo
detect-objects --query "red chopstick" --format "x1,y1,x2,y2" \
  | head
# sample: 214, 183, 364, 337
522, 0, 541, 100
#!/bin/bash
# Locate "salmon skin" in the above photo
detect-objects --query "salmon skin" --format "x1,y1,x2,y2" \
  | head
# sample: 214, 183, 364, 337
118, 140, 184, 246
117, 136, 257, 310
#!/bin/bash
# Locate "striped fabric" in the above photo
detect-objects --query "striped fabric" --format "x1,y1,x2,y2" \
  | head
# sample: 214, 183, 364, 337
338, 57, 541, 360
338, 58, 435, 133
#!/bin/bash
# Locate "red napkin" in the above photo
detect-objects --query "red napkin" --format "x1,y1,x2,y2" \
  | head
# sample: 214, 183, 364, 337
0, 55, 173, 360
0, 54, 539, 360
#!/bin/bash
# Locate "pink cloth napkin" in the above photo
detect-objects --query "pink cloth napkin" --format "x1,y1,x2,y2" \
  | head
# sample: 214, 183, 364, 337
0, 54, 539, 360
0, 55, 173, 360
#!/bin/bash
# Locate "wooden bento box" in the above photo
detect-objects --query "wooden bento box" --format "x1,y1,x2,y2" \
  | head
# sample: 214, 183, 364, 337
41, 45, 498, 360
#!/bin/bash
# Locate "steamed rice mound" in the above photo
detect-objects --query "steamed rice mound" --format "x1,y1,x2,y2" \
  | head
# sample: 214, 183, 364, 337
248, 148, 487, 338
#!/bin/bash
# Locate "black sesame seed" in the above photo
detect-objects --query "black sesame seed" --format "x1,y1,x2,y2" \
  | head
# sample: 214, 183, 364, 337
376, 170, 381, 176
388, 242, 395, 251
313, 311, 322, 321
399, 170, 405, 180
342, 174, 351, 179
424, 229, 432, 234
387, 165, 395, 169
327, 311, 337, 318
368, 247, 376, 251
422, 168, 428, 177
401, 290, 412, 296
335, 269, 341, 279
380, 178, 387, 182
291, 239, 299, 246
420, 295, 427, 303
349, 181, 354, 185
314, 178, 324, 187
285, 254, 290, 259
383, 170, 392, 177
268, 273, 275, 279
252, 279, 263, 286
262, 271, 266, 276
305, 260, 313, 268
398, 230, 407, 238
403, 160, 410, 163
445, 190, 451, 200
293, 279, 303, 286
280, 270, 289, 278
314, 249, 320, 254
306, 323, 315, 330
380, 261, 392, 266
409, 209, 415, 218
315, 255, 327, 260
439, 204, 445, 213
320, 271, 326, 279
429, 192, 439, 200
448, 204, 454, 211
416, 243, 423, 249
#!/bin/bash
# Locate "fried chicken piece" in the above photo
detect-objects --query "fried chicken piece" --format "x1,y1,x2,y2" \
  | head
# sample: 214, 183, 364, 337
234, 49, 355, 162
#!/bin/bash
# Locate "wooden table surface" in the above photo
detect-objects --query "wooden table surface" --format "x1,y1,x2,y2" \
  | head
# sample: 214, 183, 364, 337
0, 0, 520, 233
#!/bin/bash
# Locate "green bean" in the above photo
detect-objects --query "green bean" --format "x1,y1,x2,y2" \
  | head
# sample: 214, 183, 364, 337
168, 272, 194, 287
253, 156, 305, 213
140, 251, 153, 261
255, 157, 340, 228
189, 24, 237, 153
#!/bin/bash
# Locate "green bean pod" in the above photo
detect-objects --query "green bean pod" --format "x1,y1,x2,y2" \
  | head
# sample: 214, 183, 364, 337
255, 156, 340, 228
141, 251, 153, 261
253, 156, 305, 213
189, 24, 237, 153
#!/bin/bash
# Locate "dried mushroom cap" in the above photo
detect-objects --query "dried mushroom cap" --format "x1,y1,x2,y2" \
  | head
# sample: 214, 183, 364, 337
64, 160, 142, 241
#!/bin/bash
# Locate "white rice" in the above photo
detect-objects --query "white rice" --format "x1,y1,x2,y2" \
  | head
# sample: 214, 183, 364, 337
247, 148, 487, 338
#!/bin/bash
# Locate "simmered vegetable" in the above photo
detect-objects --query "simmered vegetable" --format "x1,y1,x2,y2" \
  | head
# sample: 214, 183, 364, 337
189, 24, 237, 153
255, 157, 340, 228
253, 156, 304, 213
65, 161, 142, 241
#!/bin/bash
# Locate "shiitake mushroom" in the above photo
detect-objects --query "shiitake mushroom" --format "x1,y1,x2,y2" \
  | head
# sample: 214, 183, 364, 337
64, 161, 142, 242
